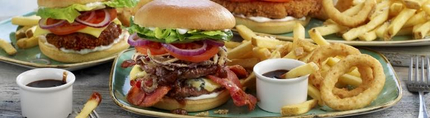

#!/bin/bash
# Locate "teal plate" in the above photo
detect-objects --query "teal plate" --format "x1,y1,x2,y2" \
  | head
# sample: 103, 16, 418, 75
248, 19, 430, 46
109, 48, 402, 117
0, 12, 120, 70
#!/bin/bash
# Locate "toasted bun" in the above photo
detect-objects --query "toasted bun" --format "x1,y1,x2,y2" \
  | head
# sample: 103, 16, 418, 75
235, 17, 311, 34
134, 0, 235, 30
153, 90, 230, 112
38, 32, 130, 63
38, 0, 107, 8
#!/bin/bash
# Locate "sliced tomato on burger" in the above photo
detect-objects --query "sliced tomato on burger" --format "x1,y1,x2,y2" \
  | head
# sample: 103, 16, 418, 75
166, 43, 219, 63
136, 42, 168, 55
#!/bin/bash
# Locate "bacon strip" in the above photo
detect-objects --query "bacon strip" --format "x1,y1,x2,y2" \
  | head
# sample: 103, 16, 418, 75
208, 67, 257, 111
127, 80, 171, 107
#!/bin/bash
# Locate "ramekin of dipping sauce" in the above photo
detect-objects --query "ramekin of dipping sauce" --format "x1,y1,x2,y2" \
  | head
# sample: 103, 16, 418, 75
16, 68, 75, 118
254, 59, 309, 113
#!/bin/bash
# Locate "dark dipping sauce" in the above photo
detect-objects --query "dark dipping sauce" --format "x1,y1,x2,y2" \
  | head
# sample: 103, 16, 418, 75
26, 79, 66, 88
263, 69, 289, 79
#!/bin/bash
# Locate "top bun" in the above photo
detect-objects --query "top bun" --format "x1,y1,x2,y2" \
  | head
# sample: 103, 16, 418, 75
134, 0, 235, 30
38, 0, 107, 8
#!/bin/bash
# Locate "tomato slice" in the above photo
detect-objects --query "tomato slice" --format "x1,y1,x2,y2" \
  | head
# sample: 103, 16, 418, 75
167, 45, 219, 63
135, 42, 168, 55
47, 9, 117, 35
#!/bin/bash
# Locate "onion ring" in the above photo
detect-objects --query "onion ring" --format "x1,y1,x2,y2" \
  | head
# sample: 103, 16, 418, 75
308, 43, 361, 88
320, 54, 385, 110
332, 66, 373, 98
323, 0, 376, 27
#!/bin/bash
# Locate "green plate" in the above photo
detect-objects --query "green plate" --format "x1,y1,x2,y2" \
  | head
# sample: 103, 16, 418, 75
0, 12, 119, 70
109, 48, 402, 117
250, 19, 430, 46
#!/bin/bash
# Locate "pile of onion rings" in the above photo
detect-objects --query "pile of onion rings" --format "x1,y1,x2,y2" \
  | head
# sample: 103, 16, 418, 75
306, 43, 386, 110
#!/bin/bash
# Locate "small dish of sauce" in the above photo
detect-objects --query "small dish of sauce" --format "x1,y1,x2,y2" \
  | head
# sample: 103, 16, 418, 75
262, 69, 289, 79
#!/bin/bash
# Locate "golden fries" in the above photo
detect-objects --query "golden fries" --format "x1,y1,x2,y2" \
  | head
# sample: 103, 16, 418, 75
252, 36, 286, 49
413, 21, 430, 39
228, 58, 259, 69
17, 36, 39, 49
227, 41, 252, 59
309, 29, 330, 46
11, 15, 41, 26
343, 9, 389, 41
225, 41, 241, 49
280, 99, 317, 116
384, 8, 416, 40
402, 0, 426, 9
236, 25, 256, 41
0, 39, 17, 55
283, 62, 319, 79
76, 92, 102, 118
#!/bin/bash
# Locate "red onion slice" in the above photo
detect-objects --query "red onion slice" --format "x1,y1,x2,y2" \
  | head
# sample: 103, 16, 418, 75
205, 40, 225, 46
128, 33, 153, 46
75, 9, 111, 28
38, 18, 66, 29
162, 42, 208, 56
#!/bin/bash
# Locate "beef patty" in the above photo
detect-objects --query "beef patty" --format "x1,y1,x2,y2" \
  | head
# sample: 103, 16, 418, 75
46, 23, 122, 51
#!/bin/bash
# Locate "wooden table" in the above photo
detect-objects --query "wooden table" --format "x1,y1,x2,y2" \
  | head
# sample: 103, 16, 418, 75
0, 1, 427, 118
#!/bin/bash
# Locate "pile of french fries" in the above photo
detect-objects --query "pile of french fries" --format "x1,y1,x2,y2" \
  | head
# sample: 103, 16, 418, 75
314, 0, 430, 41
228, 24, 364, 116
12, 15, 41, 49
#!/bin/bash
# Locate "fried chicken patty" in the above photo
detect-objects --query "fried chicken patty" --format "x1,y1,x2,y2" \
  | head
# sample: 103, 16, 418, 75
212, 0, 322, 19
46, 23, 122, 51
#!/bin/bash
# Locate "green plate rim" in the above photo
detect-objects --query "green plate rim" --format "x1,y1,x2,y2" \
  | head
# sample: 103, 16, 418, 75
108, 48, 403, 117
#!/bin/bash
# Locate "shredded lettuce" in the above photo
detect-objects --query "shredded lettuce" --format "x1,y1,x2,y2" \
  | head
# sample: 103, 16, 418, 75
36, 0, 137, 23
128, 20, 233, 43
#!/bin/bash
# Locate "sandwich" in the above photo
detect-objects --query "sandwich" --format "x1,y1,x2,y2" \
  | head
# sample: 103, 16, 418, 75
33, 0, 136, 62
212, 0, 323, 34
123, 0, 257, 112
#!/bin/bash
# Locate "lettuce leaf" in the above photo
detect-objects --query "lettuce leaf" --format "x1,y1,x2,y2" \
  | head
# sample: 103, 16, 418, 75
36, 0, 137, 23
128, 20, 233, 43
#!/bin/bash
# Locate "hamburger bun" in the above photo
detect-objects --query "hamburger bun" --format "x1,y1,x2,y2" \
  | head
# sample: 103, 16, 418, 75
134, 0, 235, 30
37, 0, 107, 8
38, 32, 130, 63
153, 90, 230, 112
235, 17, 311, 34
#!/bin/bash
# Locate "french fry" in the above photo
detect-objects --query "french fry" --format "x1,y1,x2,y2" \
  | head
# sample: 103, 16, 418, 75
11, 15, 41, 26
15, 26, 32, 39
359, 30, 377, 41
423, 3, 430, 16
0, 39, 17, 55
343, 9, 389, 41
227, 41, 252, 59
282, 62, 319, 79
294, 23, 305, 41
384, 8, 416, 40
228, 58, 259, 69
376, 22, 389, 39
403, 11, 428, 28
326, 57, 340, 66
390, 2, 405, 17
413, 21, 430, 39
281, 99, 317, 116
402, 0, 426, 9
251, 36, 286, 49
252, 47, 271, 61
224, 41, 241, 49
370, 0, 392, 19
308, 84, 323, 106
312, 24, 344, 36
76, 92, 102, 118
25, 26, 36, 38
284, 51, 298, 59
242, 72, 256, 89
236, 25, 256, 41
309, 29, 330, 46
397, 27, 413, 36
339, 74, 363, 87
17, 36, 39, 49
269, 50, 281, 59
274, 42, 293, 57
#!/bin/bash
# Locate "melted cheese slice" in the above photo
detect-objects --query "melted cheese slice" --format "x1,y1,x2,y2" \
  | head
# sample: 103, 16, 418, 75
34, 19, 122, 38
187, 78, 221, 92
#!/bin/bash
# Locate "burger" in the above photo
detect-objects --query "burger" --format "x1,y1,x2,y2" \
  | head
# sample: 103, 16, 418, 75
123, 0, 257, 112
33, 0, 136, 63
212, 0, 323, 34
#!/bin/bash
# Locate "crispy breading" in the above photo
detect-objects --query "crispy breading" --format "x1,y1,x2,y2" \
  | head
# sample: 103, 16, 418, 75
212, 0, 322, 19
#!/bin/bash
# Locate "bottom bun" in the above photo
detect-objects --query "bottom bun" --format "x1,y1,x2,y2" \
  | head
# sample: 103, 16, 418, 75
235, 17, 310, 34
153, 90, 230, 112
38, 32, 130, 63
